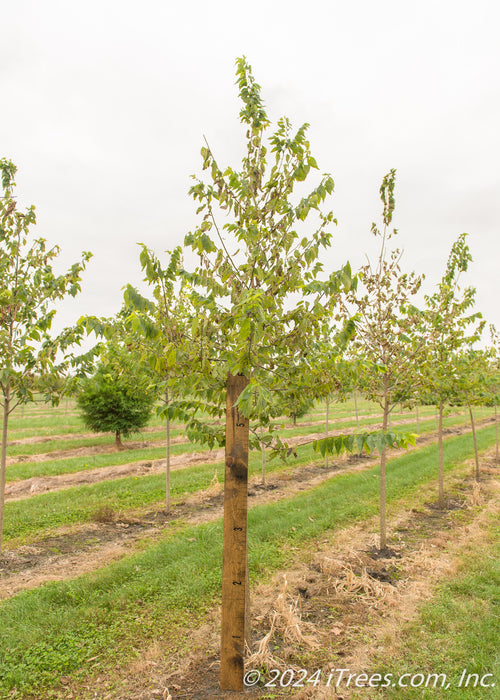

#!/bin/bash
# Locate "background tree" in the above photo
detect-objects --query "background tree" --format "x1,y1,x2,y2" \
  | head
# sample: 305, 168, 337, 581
77, 340, 155, 449
0, 159, 91, 551
342, 170, 423, 549
484, 327, 500, 462
451, 347, 490, 481
123, 244, 191, 512
422, 234, 484, 504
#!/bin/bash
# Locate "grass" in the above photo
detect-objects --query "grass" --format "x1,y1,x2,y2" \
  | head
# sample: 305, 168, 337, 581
4, 420, 497, 546
6, 404, 489, 483
5, 426, 183, 457
363, 511, 500, 698
2, 442, 317, 544
5, 438, 203, 482
0, 425, 497, 697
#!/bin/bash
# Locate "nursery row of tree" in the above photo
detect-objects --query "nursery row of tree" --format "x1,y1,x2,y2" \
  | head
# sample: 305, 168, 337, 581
1, 58, 499, 690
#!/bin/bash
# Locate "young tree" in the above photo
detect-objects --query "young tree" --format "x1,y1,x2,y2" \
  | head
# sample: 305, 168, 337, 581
77, 341, 155, 448
484, 328, 500, 462
342, 170, 423, 549
452, 347, 489, 481
0, 159, 91, 551
422, 234, 484, 504
123, 245, 191, 512
150, 57, 355, 691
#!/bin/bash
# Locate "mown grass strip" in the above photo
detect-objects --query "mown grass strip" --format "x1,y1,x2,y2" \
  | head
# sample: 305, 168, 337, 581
6, 406, 487, 484
5, 427, 184, 458
5, 439, 205, 483
367, 512, 500, 699
0, 426, 497, 697
4, 422, 495, 545
3, 443, 319, 544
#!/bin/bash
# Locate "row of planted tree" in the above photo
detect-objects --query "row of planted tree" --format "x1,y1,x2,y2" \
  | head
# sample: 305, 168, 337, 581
1, 57, 499, 690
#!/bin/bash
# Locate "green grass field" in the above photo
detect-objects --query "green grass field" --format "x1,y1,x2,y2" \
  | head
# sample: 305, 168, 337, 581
0, 396, 498, 698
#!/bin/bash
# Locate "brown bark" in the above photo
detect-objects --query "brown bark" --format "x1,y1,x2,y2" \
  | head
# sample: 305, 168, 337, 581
115, 431, 123, 450
354, 389, 359, 428
220, 373, 250, 691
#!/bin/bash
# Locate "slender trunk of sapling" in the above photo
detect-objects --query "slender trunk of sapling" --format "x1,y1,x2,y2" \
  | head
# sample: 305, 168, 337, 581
165, 385, 171, 513
495, 405, 499, 463
415, 404, 419, 433
468, 404, 480, 481
438, 397, 444, 509
354, 389, 359, 428
0, 385, 10, 552
380, 393, 389, 551
325, 398, 329, 468
260, 425, 265, 486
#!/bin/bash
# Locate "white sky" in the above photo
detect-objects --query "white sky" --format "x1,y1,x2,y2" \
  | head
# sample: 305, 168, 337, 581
2, 0, 499, 336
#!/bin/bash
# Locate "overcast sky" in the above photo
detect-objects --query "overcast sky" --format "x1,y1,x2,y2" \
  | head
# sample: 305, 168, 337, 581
3, 0, 499, 338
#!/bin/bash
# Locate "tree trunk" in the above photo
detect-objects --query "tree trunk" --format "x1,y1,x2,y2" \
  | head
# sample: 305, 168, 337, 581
495, 405, 499, 463
260, 425, 265, 486
468, 404, 480, 481
325, 397, 329, 468
0, 385, 10, 552
354, 389, 359, 428
415, 404, 419, 433
220, 373, 250, 691
165, 386, 171, 513
292, 413, 297, 427
115, 431, 123, 449
438, 398, 444, 509
380, 395, 389, 550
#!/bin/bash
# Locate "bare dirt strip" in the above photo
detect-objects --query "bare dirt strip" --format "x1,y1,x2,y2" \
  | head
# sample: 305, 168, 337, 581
4, 413, 485, 501
5, 409, 421, 452
0, 419, 494, 600
6, 424, 174, 446
158, 464, 500, 700
0, 451, 371, 598
41, 456, 500, 699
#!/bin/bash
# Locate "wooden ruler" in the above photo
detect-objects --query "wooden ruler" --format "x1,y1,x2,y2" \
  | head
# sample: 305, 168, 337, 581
220, 373, 249, 691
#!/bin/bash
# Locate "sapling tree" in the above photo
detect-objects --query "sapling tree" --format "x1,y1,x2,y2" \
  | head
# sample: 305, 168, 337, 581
342, 170, 423, 550
154, 57, 356, 691
0, 159, 91, 551
123, 245, 191, 512
452, 347, 490, 481
422, 234, 484, 504
484, 328, 500, 462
